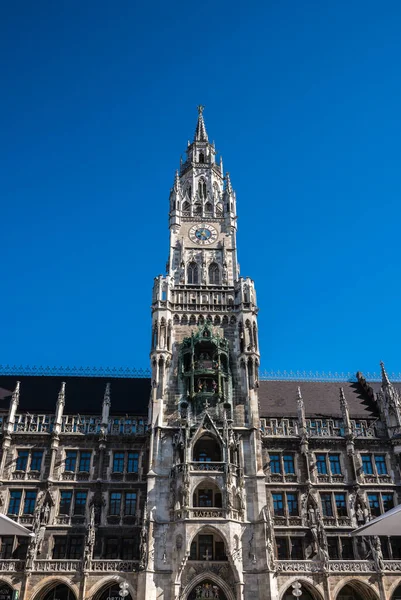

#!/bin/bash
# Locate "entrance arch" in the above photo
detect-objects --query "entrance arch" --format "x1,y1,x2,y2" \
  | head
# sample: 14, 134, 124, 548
281, 580, 324, 600
391, 583, 401, 600
32, 580, 78, 600
93, 582, 133, 600
0, 583, 14, 600
42, 585, 76, 600
336, 581, 380, 600
183, 572, 235, 600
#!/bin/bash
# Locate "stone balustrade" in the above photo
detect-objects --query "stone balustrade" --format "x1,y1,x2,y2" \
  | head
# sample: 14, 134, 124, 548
0, 560, 25, 572
90, 560, 139, 572
12, 414, 147, 435
276, 560, 401, 573
33, 559, 81, 572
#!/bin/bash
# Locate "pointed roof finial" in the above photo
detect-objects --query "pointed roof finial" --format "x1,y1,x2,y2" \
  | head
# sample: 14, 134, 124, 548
380, 361, 391, 387
103, 382, 111, 407
225, 172, 233, 194
173, 169, 181, 193
194, 105, 208, 142
57, 382, 66, 405
12, 381, 20, 404
339, 386, 348, 407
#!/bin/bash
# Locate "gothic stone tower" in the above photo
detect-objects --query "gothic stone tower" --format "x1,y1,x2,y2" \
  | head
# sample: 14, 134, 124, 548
145, 108, 276, 600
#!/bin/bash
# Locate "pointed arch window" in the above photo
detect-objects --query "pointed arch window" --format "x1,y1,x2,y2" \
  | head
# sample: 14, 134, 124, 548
187, 262, 199, 285
199, 152, 205, 163
198, 180, 207, 199
209, 263, 220, 285
182, 201, 190, 213
205, 202, 213, 215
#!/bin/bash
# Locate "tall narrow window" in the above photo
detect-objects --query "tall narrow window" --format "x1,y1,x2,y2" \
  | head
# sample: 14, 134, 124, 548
187, 262, 199, 284
16, 450, 29, 472
8, 491, 22, 515
329, 454, 341, 475
287, 493, 298, 516
375, 455, 387, 475
362, 455, 373, 474
209, 263, 220, 285
59, 491, 72, 515
113, 452, 124, 473
65, 451, 77, 472
316, 454, 327, 474
73, 492, 87, 516
283, 454, 295, 474
272, 493, 284, 516
269, 454, 281, 474
23, 491, 37, 515
382, 493, 394, 512
110, 493, 122, 516
335, 493, 347, 517
320, 493, 333, 517
30, 451, 43, 472
79, 452, 91, 473
68, 537, 83, 559
127, 452, 139, 473
368, 493, 380, 517
125, 492, 137, 516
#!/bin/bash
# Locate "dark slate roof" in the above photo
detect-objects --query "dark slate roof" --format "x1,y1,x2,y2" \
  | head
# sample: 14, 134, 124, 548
0, 375, 380, 420
0, 376, 150, 415
258, 380, 378, 419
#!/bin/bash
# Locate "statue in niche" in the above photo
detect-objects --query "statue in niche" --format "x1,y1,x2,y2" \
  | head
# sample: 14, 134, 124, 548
370, 536, 384, 572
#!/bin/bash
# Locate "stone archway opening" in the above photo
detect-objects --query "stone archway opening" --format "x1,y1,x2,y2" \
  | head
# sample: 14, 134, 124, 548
94, 583, 133, 600
337, 582, 378, 600
282, 581, 322, 600
187, 580, 227, 599
0, 583, 14, 600
41, 585, 76, 600
392, 584, 401, 600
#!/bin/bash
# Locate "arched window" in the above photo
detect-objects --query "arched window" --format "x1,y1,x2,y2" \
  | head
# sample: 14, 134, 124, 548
189, 531, 227, 562
193, 435, 222, 462
198, 180, 207, 199
182, 201, 190, 213
42, 586, 77, 600
194, 202, 202, 214
205, 202, 213, 215
96, 584, 133, 600
209, 263, 220, 285
199, 152, 205, 163
193, 481, 222, 508
187, 262, 199, 284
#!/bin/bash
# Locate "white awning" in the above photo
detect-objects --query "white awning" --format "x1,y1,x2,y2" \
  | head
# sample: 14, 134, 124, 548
351, 504, 401, 536
0, 514, 35, 537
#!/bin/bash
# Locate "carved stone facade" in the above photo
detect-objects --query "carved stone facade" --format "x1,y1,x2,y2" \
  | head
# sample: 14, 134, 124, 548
0, 109, 401, 600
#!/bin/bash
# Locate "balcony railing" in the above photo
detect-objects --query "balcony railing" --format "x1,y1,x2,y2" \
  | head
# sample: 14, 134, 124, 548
12, 414, 147, 435
33, 559, 81, 572
189, 462, 225, 472
261, 418, 384, 439
276, 560, 377, 573
90, 560, 139, 572
0, 560, 25, 572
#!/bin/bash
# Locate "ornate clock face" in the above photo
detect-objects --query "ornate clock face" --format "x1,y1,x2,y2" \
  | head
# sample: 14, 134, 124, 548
189, 224, 218, 245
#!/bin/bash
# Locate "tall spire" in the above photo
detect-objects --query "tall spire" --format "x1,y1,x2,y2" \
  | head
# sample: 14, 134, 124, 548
194, 105, 208, 142
380, 361, 392, 388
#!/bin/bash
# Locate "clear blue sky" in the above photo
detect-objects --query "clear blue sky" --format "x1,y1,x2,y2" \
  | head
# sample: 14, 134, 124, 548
1, 1, 401, 377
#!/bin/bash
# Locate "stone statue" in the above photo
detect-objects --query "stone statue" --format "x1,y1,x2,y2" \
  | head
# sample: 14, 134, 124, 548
371, 537, 384, 572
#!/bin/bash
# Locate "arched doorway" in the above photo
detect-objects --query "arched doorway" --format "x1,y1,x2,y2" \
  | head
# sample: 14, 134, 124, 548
188, 580, 227, 599
392, 584, 401, 600
95, 583, 133, 600
42, 586, 76, 600
0, 583, 14, 600
337, 582, 378, 600
282, 582, 322, 600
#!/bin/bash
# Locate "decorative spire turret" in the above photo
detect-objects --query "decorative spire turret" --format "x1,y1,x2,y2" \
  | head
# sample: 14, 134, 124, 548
340, 387, 352, 438
194, 105, 208, 142
102, 382, 111, 426
380, 361, 392, 388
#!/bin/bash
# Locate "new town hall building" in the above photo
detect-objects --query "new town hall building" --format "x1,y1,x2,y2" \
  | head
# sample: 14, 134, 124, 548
1, 109, 401, 600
